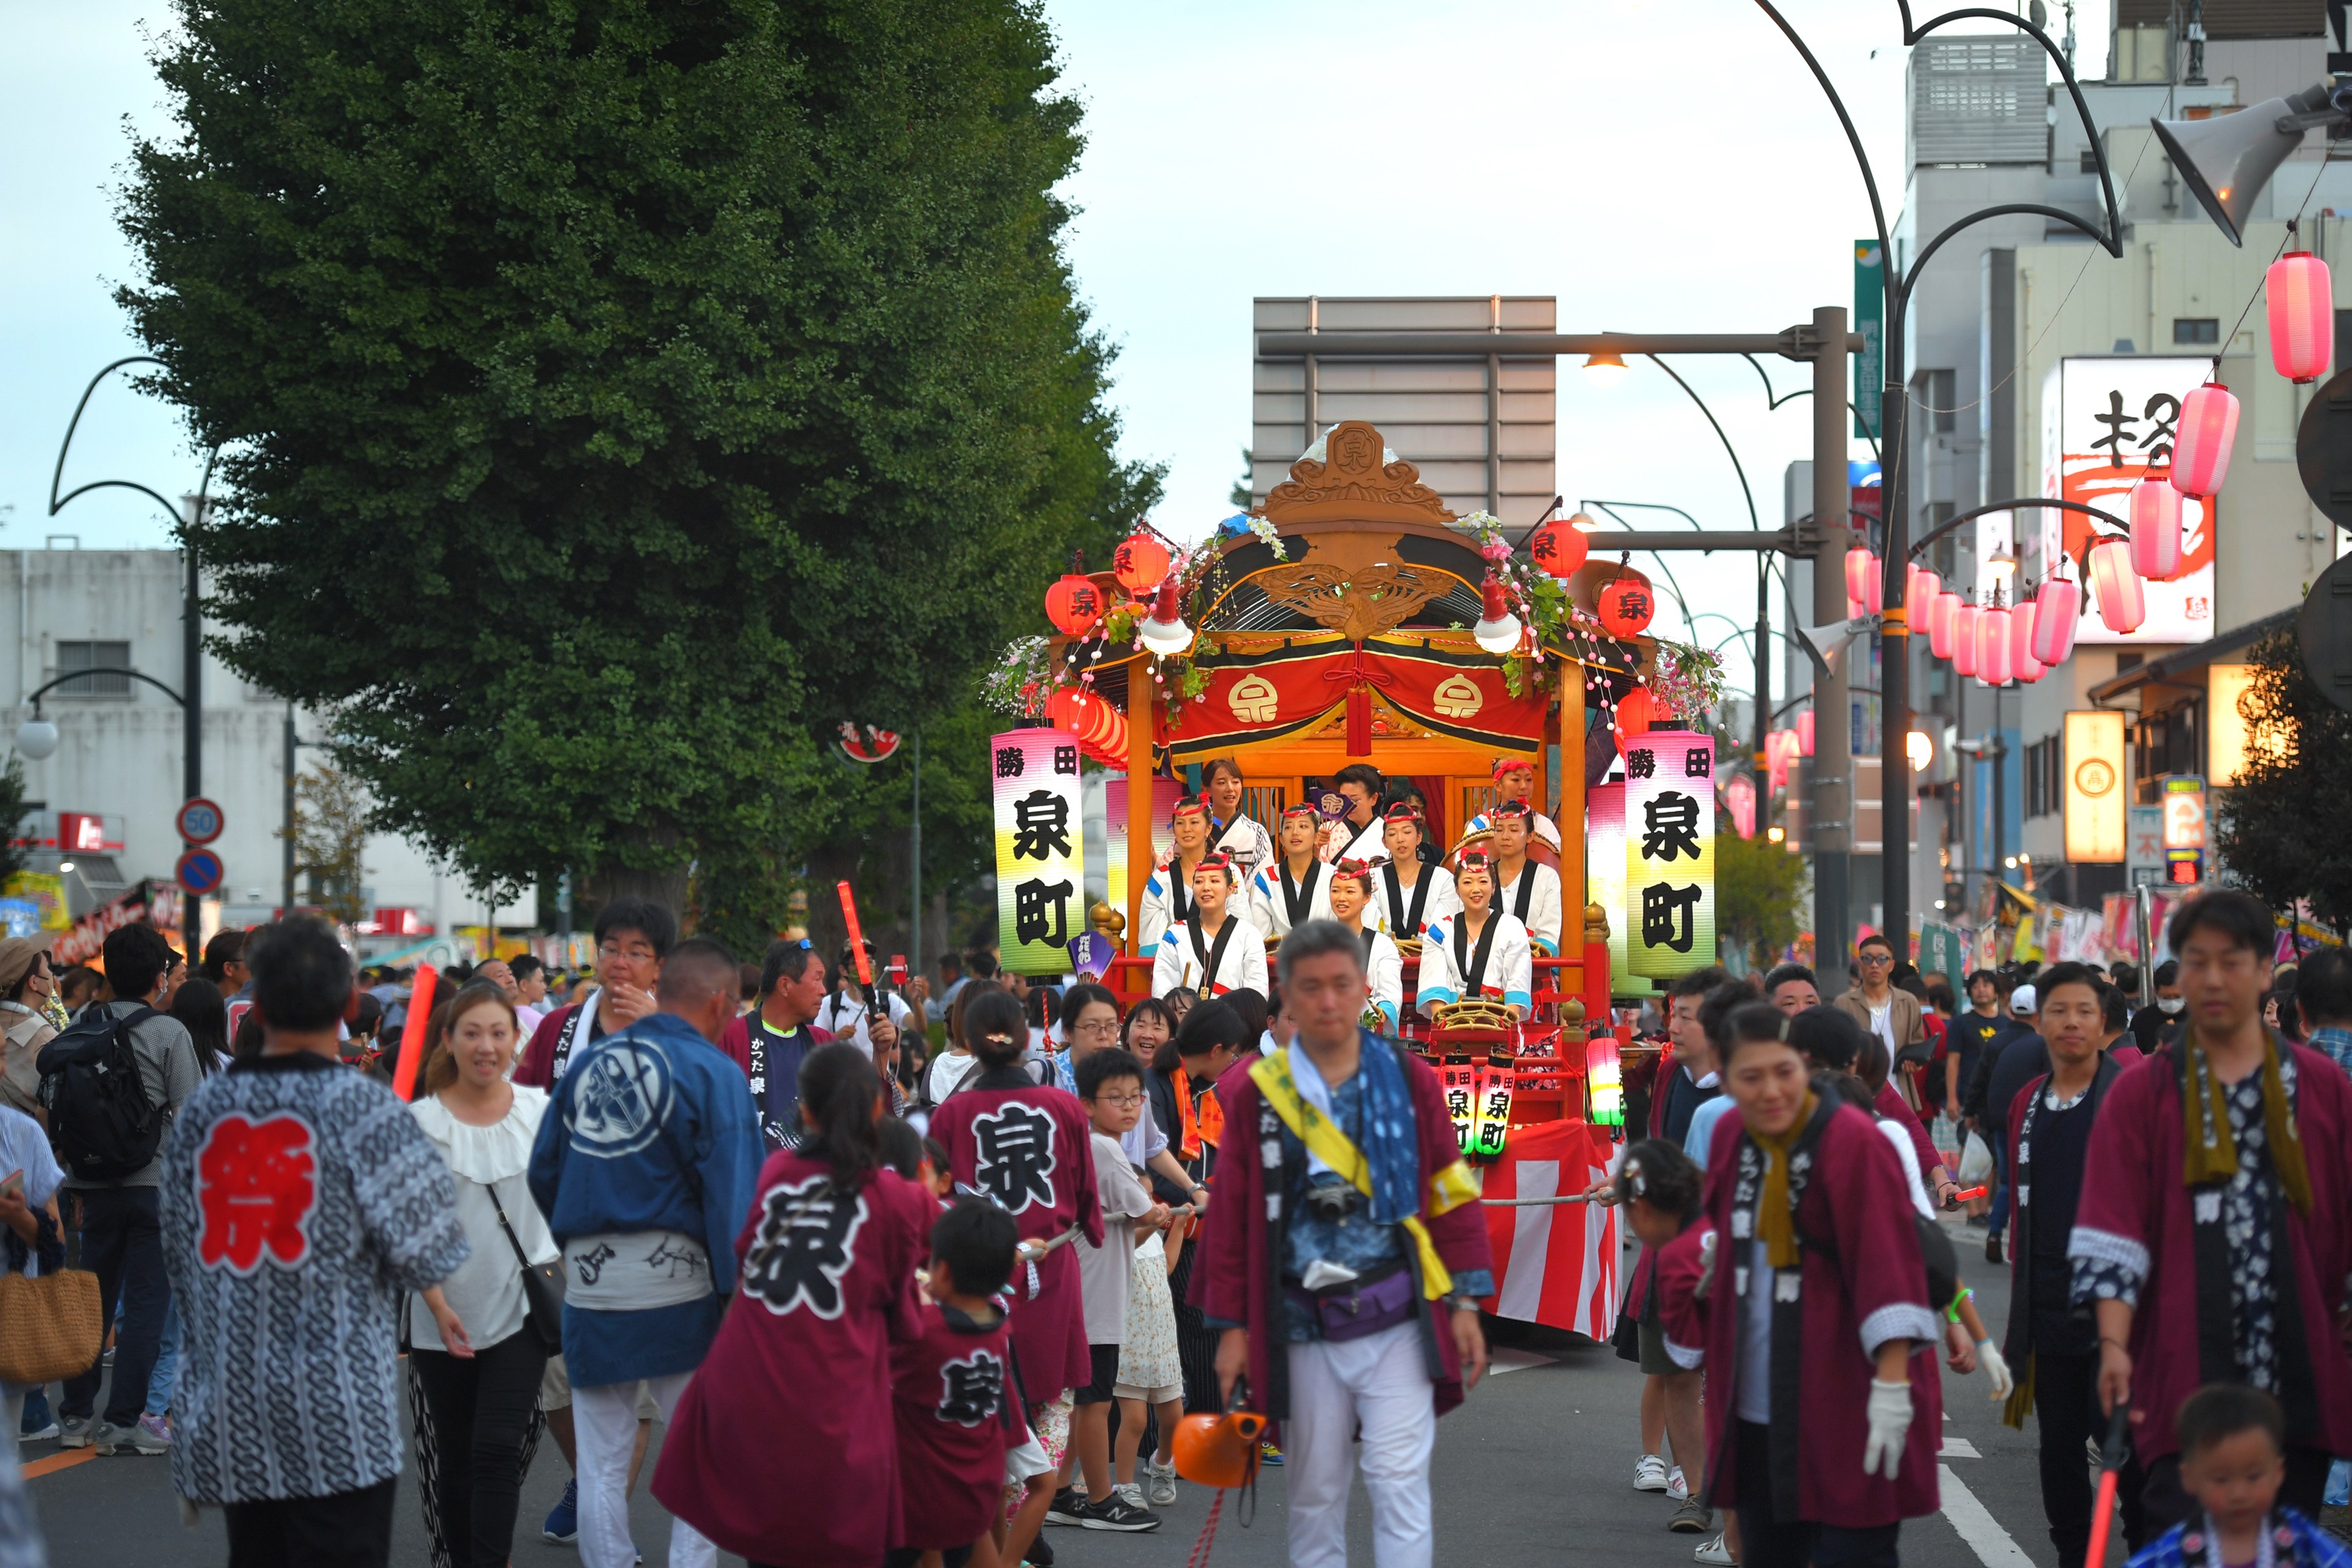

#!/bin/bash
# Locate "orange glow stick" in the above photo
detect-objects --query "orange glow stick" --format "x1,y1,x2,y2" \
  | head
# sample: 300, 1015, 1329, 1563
391, 965, 438, 1102
837, 882, 875, 989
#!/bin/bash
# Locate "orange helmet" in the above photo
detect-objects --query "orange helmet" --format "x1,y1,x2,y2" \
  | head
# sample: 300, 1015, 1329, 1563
1171, 1408, 1267, 1489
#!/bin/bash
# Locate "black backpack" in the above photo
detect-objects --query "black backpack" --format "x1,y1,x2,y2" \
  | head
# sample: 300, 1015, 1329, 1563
38, 1006, 165, 1181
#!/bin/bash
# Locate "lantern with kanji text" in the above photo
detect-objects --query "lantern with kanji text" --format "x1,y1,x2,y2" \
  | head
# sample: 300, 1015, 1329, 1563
1529, 515, 1591, 579
1044, 572, 1106, 637
1596, 570, 1656, 637
1112, 531, 1172, 595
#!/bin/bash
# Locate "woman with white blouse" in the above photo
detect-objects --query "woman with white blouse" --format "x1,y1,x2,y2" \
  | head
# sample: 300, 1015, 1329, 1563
408, 982, 559, 1568
1416, 849, 1534, 1020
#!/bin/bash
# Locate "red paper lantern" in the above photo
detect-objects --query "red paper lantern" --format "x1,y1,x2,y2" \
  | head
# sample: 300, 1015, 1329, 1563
1597, 572, 1656, 637
1614, 686, 1654, 735
1046, 686, 1086, 729
1844, 545, 1882, 615
2267, 252, 2333, 383
1112, 531, 1172, 594
1928, 590, 1961, 659
2030, 577, 2080, 666
1529, 517, 1590, 579
1951, 606, 1982, 678
2129, 478, 2183, 582
2169, 383, 2240, 499
1796, 707, 1815, 757
1044, 572, 1106, 637
2089, 539, 2146, 633
1978, 607, 2013, 686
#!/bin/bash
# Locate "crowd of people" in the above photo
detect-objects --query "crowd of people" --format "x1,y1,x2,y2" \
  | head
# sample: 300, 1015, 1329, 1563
0, 840, 2348, 1568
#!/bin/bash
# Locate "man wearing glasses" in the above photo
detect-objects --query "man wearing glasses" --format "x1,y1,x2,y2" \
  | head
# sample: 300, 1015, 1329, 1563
515, 896, 674, 1090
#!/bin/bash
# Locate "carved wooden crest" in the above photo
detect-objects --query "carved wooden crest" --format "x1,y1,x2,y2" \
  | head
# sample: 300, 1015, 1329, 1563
1261, 420, 1456, 526
1255, 531, 1446, 641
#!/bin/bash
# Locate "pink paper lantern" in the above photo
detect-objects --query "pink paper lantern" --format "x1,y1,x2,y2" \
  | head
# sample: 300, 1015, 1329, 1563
1796, 707, 1815, 757
1908, 564, 1941, 610
1978, 606, 2013, 686
2089, 539, 2146, 633
2129, 478, 2183, 582
1927, 590, 1961, 659
1951, 605, 1982, 678
2267, 252, 2333, 384
1726, 773, 1758, 840
1845, 546, 1882, 615
2169, 383, 2240, 499
2030, 577, 2080, 666
2009, 593, 2039, 670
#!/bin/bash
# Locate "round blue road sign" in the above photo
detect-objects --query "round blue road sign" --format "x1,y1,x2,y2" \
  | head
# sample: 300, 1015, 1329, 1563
176, 848, 226, 897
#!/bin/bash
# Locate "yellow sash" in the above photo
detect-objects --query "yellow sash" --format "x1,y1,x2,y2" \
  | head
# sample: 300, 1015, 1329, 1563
1248, 1048, 1482, 1301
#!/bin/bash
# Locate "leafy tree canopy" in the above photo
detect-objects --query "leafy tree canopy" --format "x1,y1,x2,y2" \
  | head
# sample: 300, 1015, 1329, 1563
2213, 630, 2352, 928
119, 0, 1159, 906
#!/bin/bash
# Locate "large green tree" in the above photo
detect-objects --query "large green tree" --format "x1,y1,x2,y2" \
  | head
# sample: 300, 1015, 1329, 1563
119, 0, 1156, 910
2213, 630, 2352, 927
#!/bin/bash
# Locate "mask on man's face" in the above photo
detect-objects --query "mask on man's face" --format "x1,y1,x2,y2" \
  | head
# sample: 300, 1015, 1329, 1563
2157, 996, 2186, 1014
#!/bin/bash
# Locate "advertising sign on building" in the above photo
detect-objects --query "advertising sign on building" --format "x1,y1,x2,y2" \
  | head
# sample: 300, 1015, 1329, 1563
2062, 710, 2127, 863
2038, 358, 2216, 644
1624, 731, 1717, 980
992, 730, 1085, 976
2162, 775, 2207, 884
1854, 241, 1884, 440
2126, 804, 2166, 888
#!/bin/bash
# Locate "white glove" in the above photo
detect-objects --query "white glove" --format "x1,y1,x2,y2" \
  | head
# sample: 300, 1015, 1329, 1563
1976, 1339, 2013, 1401
1694, 1229, 1719, 1300
1863, 1377, 1913, 1480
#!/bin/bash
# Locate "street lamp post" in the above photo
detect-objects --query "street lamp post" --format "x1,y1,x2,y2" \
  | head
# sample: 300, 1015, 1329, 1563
1754, 0, 2124, 952
47, 358, 220, 960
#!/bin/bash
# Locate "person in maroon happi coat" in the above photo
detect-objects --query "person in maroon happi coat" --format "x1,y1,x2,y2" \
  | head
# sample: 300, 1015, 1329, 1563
1686, 1001, 1942, 1568
2071, 890, 2352, 1531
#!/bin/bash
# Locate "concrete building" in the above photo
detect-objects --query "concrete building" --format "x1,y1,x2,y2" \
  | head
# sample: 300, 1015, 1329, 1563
1872, 3, 2351, 928
0, 546, 524, 943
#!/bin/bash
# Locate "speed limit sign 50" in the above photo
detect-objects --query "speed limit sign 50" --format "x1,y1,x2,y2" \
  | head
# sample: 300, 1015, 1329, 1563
176, 797, 226, 846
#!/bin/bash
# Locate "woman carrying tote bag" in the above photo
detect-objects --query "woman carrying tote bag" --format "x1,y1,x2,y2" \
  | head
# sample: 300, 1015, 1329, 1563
407, 982, 558, 1568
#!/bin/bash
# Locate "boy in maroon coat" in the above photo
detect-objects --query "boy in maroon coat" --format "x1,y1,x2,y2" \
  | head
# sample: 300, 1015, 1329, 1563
2071, 891, 2352, 1530
891, 1202, 1022, 1568
1193, 920, 1494, 1568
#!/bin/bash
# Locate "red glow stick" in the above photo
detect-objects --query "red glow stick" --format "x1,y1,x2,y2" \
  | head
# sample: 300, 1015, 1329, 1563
391, 965, 438, 1102
836, 883, 875, 988
2084, 1403, 2131, 1568
1953, 1185, 1990, 1203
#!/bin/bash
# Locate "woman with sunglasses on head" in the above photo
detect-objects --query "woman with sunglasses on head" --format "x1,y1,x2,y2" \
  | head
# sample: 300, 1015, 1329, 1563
1415, 850, 1533, 1021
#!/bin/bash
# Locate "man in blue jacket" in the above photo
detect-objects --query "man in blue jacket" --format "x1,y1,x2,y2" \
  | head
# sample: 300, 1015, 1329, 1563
531, 935, 763, 1568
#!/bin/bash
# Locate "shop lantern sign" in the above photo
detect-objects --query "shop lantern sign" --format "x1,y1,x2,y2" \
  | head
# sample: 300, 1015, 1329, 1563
1587, 782, 1631, 985
1624, 731, 1717, 979
993, 729, 1086, 975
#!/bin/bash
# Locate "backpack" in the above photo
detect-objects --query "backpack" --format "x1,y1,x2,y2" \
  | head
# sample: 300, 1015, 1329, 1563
38, 1006, 165, 1182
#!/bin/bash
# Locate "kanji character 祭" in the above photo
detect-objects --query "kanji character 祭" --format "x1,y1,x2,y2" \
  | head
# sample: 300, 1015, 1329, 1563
936, 1351, 1008, 1428
1642, 882, 1703, 953
1641, 790, 1703, 862
970, 1102, 1058, 1214
195, 1114, 318, 1274
742, 1174, 869, 1319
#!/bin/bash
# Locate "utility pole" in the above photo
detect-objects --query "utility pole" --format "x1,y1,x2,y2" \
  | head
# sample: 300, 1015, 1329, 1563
281, 704, 297, 914
1878, 299, 1911, 960
909, 729, 923, 979
180, 492, 205, 960
1811, 306, 1853, 960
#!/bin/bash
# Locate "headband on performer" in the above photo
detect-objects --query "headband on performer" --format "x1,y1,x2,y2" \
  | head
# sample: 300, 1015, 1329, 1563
1170, 793, 1209, 823
1457, 849, 1495, 874
1491, 756, 1536, 781
1192, 851, 1236, 882
1382, 800, 1425, 823
1280, 802, 1319, 822
1489, 797, 1534, 821
1332, 857, 1377, 895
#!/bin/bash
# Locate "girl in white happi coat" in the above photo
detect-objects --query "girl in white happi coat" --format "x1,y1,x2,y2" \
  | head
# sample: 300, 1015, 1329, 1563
1151, 851, 1269, 1000
1372, 801, 1457, 943
1325, 858, 1405, 1032
1417, 849, 1534, 1019
1485, 798, 1564, 955
1202, 757, 1276, 885
1137, 793, 1215, 953
1249, 802, 1334, 941
1460, 755, 1563, 852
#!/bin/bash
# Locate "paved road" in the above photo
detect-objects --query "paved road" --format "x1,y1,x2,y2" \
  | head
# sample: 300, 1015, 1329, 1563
9, 1215, 2146, 1566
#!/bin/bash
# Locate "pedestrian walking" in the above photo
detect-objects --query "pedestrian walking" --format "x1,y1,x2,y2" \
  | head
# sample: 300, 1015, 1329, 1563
1196, 919, 1495, 1568
159, 917, 471, 1568
890, 1203, 1023, 1568
528, 936, 763, 1568
1145, 999, 1240, 1416
0, 939, 60, 1127
718, 937, 833, 1150
406, 981, 558, 1568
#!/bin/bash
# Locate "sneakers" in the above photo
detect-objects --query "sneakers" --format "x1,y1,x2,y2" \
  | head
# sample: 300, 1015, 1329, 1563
1259, 1439, 1283, 1467
1145, 1458, 1178, 1506
1080, 1494, 1162, 1533
1695, 1534, 1735, 1563
1666, 1465, 1690, 1501
1023, 1537, 1054, 1567
543, 1479, 579, 1544
56, 1417, 94, 1450
1985, 1231, 2004, 1264
137, 1414, 173, 1449
16, 1417, 57, 1444
1634, 1454, 1671, 1492
1115, 1483, 1145, 1511
1044, 1487, 1088, 1526
93, 1418, 168, 1456
1669, 1497, 1712, 1534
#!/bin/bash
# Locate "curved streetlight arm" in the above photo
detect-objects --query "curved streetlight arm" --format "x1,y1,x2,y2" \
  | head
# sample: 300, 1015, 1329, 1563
22, 668, 187, 717
1646, 356, 1759, 534
1737, 355, 1885, 462
50, 356, 223, 536
1581, 499, 1704, 532
1904, 496, 2128, 562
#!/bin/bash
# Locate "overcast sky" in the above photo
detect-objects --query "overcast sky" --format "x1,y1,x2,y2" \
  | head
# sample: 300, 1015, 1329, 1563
0, 0, 2110, 702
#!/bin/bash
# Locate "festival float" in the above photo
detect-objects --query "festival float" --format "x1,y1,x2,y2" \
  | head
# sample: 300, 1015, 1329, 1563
987, 419, 1729, 1341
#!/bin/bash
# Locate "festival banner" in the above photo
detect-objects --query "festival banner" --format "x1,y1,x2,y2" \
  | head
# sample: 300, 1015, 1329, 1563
1625, 731, 1717, 980
1480, 1117, 1619, 1342
1105, 777, 1182, 920
991, 729, 1085, 976
1165, 633, 1546, 759
1586, 782, 1630, 989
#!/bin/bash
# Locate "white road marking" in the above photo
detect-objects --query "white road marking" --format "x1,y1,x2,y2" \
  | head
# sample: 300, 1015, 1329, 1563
1485, 1348, 1559, 1377
1939, 1462, 2037, 1568
1940, 1436, 1983, 1458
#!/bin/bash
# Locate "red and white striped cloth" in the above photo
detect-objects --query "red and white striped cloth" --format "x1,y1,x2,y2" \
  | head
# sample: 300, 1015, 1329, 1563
1476, 1118, 1619, 1341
